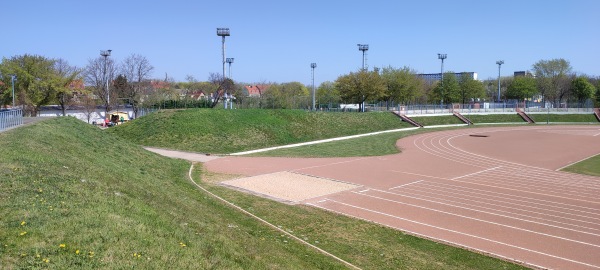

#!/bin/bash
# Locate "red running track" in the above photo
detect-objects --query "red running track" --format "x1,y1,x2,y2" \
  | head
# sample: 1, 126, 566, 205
205, 125, 600, 269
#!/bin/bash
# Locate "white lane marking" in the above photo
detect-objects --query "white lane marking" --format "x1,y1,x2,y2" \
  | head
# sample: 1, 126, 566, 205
389, 180, 424, 190
308, 199, 600, 269
353, 191, 600, 248
451, 166, 502, 180
364, 188, 600, 237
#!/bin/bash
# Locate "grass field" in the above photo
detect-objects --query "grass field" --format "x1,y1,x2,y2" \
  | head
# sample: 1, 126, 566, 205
561, 153, 600, 176
528, 113, 598, 123
108, 109, 412, 154
0, 117, 528, 269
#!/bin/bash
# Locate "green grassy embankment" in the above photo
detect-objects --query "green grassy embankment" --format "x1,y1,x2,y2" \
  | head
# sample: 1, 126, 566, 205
107, 109, 412, 154
528, 113, 598, 123
562, 154, 600, 176
0, 117, 348, 269
1, 117, 529, 269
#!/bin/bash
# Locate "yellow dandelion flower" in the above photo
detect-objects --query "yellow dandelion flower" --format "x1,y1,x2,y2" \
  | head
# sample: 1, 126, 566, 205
88, 251, 94, 257
179, 242, 186, 247
75, 250, 80, 254
59, 243, 66, 248
43, 258, 49, 263
20, 221, 26, 226
20, 253, 27, 257
19, 231, 27, 236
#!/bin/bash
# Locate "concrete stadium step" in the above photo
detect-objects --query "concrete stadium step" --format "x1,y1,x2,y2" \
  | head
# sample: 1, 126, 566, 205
452, 111, 472, 125
594, 108, 600, 122
392, 111, 423, 127
516, 109, 535, 124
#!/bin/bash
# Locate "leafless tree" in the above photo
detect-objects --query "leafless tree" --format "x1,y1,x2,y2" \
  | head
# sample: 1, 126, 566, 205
120, 54, 154, 118
54, 58, 81, 116
84, 56, 116, 115
208, 73, 234, 108
79, 94, 97, 124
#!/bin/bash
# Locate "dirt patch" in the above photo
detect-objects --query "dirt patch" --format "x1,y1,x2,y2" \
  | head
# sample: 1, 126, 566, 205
221, 171, 360, 203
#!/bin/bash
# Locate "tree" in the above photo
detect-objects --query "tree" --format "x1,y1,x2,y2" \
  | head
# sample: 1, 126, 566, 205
458, 73, 486, 104
532, 58, 573, 107
120, 54, 154, 118
430, 72, 460, 104
335, 70, 386, 112
79, 93, 97, 124
208, 73, 234, 108
0, 54, 57, 116
84, 56, 116, 115
570, 77, 595, 105
316, 81, 340, 109
53, 58, 81, 116
506, 76, 537, 103
381, 66, 423, 106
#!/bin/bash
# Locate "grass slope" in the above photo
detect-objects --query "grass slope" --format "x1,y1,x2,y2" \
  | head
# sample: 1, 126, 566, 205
0, 117, 529, 269
108, 109, 412, 154
0, 117, 347, 269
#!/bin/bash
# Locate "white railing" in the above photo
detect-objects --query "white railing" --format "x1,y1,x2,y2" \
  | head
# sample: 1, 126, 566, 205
0, 109, 23, 131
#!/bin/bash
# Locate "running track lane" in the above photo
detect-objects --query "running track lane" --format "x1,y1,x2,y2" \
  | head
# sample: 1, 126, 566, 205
303, 126, 600, 270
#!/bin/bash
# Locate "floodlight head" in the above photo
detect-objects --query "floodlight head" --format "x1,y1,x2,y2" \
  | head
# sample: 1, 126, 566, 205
311, 63, 317, 68
357, 44, 369, 51
496, 60, 504, 65
438, 53, 447, 60
217, 28, 230, 36
100, 50, 112, 57
226, 58, 234, 63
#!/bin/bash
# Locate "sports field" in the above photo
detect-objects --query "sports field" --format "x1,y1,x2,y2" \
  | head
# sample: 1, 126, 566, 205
205, 126, 600, 270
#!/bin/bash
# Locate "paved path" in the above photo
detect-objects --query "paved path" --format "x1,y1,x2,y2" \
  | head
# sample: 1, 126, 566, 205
204, 125, 600, 270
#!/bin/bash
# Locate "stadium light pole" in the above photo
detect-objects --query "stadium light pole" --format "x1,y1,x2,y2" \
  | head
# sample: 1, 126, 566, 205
100, 49, 112, 106
357, 44, 369, 70
496, 60, 504, 102
311, 63, 317, 111
438, 53, 447, 106
226, 58, 234, 79
10, 74, 17, 108
217, 28, 230, 79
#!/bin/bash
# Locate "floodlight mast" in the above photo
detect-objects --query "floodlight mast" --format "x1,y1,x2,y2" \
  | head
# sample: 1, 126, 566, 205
311, 63, 317, 111
10, 74, 17, 108
217, 28, 230, 79
438, 53, 447, 106
357, 44, 369, 70
100, 49, 112, 106
226, 58, 234, 79
496, 60, 504, 102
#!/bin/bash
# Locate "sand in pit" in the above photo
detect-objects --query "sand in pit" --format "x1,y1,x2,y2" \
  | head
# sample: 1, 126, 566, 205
221, 171, 360, 203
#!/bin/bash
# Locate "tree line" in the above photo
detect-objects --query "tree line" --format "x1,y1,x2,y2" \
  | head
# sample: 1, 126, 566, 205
2, 55, 599, 115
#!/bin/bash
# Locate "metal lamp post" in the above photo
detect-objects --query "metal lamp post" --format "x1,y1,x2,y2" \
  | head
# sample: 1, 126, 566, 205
100, 49, 112, 106
311, 63, 317, 111
438, 53, 447, 106
496, 60, 504, 102
217, 28, 230, 79
10, 74, 17, 108
357, 44, 369, 70
226, 57, 234, 79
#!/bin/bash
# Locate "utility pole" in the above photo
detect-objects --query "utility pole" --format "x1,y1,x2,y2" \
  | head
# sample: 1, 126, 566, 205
438, 53, 447, 106
496, 60, 504, 102
311, 63, 317, 111
100, 49, 112, 107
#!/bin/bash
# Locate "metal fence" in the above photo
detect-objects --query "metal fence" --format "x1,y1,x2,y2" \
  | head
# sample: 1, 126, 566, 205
0, 109, 23, 131
366, 102, 596, 115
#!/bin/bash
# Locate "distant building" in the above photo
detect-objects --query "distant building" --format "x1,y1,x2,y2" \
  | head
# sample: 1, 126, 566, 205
244, 84, 270, 97
418, 72, 478, 83
514, 71, 534, 77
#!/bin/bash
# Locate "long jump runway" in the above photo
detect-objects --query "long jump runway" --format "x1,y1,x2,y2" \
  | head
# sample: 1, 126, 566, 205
205, 126, 600, 269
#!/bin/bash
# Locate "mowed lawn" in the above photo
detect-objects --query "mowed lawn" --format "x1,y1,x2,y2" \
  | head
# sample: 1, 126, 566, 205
0, 117, 530, 269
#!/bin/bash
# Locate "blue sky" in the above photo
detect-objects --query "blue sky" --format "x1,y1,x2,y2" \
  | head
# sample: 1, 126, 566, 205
2, 0, 599, 86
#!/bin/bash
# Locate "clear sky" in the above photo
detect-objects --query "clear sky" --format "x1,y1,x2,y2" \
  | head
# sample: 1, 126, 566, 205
2, 0, 599, 86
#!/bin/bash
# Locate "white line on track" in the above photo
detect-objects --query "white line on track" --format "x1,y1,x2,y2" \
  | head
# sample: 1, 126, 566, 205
365, 188, 600, 236
451, 166, 502, 180
309, 199, 600, 269
353, 191, 600, 247
389, 180, 423, 190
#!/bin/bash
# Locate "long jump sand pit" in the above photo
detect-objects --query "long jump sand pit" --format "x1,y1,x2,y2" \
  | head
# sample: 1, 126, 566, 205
221, 171, 360, 204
